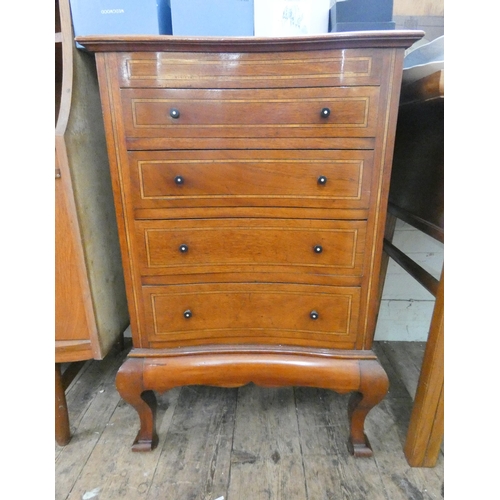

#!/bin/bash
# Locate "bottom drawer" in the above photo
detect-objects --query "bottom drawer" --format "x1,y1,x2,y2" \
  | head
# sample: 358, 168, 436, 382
142, 283, 360, 348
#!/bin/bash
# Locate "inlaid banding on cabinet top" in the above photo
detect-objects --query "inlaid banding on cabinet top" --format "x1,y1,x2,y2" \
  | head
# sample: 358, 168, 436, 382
124, 54, 374, 81
137, 159, 365, 201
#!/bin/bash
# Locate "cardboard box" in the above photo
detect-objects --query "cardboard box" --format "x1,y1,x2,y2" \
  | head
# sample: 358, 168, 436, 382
254, 0, 330, 36
69, 0, 172, 41
170, 0, 254, 36
330, 0, 395, 32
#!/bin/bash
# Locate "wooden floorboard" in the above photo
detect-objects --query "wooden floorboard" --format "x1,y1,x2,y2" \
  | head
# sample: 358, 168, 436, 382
55, 340, 444, 500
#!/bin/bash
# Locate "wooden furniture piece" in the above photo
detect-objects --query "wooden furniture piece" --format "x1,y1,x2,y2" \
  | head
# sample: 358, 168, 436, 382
55, 0, 129, 446
77, 31, 423, 456
381, 70, 444, 466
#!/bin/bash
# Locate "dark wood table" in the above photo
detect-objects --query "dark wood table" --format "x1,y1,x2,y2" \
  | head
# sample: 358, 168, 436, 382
381, 70, 444, 467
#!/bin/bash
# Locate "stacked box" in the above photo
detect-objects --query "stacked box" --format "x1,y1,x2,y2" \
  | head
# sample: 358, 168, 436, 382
330, 0, 395, 32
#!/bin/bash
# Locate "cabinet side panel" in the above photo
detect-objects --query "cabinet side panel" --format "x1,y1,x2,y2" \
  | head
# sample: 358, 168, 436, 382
95, 53, 143, 348
357, 48, 406, 350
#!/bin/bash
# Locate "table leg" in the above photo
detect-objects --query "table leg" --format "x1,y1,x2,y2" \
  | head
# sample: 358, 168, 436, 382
404, 269, 444, 467
55, 363, 71, 446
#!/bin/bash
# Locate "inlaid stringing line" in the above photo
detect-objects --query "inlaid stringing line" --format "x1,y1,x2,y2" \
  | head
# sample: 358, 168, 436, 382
137, 159, 364, 201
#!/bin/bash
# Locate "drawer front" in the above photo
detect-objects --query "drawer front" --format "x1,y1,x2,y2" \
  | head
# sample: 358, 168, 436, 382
118, 49, 386, 89
142, 283, 360, 347
129, 149, 373, 210
135, 218, 366, 277
121, 87, 380, 141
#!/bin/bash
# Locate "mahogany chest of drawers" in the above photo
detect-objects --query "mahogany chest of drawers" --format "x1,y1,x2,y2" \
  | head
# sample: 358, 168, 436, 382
77, 31, 423, 456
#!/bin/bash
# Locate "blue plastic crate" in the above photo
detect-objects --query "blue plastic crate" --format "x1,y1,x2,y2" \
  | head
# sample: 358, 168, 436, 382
170, 0, 254, 36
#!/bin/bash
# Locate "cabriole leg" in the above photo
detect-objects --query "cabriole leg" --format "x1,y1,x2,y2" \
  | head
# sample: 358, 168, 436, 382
115, 357, 158, 452
347, 359, 389, 457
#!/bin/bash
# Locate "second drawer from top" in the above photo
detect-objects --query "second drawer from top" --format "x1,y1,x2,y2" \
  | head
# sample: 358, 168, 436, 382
128, 149, 373, 210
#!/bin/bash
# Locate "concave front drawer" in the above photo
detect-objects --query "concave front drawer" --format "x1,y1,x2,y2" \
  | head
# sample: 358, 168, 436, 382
128, 149, 373, 210
135, 218, 366, 277
142, 283, 360, 348
121, 86, 380, 142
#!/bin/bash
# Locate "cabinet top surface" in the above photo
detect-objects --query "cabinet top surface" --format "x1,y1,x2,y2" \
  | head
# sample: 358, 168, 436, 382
76, 31, 424, 53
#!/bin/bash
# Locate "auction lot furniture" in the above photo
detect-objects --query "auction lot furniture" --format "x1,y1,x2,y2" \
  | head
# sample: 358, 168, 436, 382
77, 31, 423, 456
382, 69, 444, 466
55, 0, 129, 445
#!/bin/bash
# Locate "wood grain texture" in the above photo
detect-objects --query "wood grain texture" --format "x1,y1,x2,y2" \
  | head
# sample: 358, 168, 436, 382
404, 271, 444, 467
378, 68, 444, 467
115, 347, 387, 457
64, 363, 181, 500
399, 70, 444, 106
56, 0, 128, 361
83, 32, 423, 457
56, 342, 444, 499
117, 48, 386, 89
55, 110, 96, 351
121, 86, 381, 141
128, 149, 374, 210
76, 31, 425, 53
55, 0, 129, 448
296, 388, 388, 499
55, 364, 71, 446
55, 344, 129, 498
136, 218, 366, 277
229, 385, 307, 499
146, 386, 235, 499
141, 283, 361, 348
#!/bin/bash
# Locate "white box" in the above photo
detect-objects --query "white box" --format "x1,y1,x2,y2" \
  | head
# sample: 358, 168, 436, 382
254, 0, 330, 36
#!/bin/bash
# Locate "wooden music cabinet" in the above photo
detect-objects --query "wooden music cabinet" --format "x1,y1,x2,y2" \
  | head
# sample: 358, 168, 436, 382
77, 31, 423, 456
55, 0, 129, 446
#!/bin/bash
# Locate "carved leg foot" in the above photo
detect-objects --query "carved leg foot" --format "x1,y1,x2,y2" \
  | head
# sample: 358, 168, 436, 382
347, 359, 389, 457
115, 357, 159, 452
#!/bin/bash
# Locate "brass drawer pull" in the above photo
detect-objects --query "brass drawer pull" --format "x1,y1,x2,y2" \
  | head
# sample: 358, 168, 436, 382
310, 310, 319, 320
174, 175, 184, 185
183, 309, 192, 319
313, 245, 323, 254
320, 107, 331, 118
170, 108, 180, 119
179, 244, 189, 253
317, 175, 327, 185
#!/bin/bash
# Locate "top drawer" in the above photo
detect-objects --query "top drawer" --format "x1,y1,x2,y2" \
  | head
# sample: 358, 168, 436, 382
121, 86, 380, 142
117, 49, 387, 89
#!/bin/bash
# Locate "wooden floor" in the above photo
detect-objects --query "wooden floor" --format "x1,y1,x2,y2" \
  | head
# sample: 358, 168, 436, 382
55, 340, 444, 500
